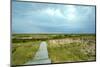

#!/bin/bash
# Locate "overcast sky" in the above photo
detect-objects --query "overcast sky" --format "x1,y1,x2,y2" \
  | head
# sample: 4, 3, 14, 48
12, 1, 96, 34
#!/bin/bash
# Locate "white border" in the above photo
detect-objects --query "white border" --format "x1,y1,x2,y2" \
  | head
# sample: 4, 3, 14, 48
0, 0, 10, 67
19, 0, 95, 5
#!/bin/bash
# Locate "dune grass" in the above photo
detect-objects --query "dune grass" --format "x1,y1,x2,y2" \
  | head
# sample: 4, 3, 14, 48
12, 34, 96, 65
12, 41, 40, 65
47, 36, 96, 63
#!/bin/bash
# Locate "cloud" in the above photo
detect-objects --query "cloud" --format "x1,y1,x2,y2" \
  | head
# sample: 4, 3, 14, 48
12, 1, 95, 34
40, 8, 64, 18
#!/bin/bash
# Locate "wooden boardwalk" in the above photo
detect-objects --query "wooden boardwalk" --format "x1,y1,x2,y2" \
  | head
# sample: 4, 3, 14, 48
25, 41, 51, 65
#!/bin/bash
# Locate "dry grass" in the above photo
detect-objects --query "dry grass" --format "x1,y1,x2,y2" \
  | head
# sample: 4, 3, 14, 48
47, 36, 96, 63
12, 41, 40, 65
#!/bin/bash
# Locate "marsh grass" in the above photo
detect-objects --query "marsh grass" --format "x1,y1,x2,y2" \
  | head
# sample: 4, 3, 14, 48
12, 41, 40, 65
47, 36, 96, 63
12, 34, 96, 65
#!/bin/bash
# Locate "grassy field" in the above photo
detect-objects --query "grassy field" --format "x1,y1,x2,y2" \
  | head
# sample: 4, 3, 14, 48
47, 35, 96, 63
12, 34, 96, 65
12, 41, 40, 65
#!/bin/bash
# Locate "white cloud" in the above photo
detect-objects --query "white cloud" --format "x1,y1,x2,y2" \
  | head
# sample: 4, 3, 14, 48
65, 5, 76, 13
41, 8, 64, 18
44, 8, 55, 16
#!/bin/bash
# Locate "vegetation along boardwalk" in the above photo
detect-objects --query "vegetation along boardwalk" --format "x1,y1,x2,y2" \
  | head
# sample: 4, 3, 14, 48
25, 41, 51, 65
